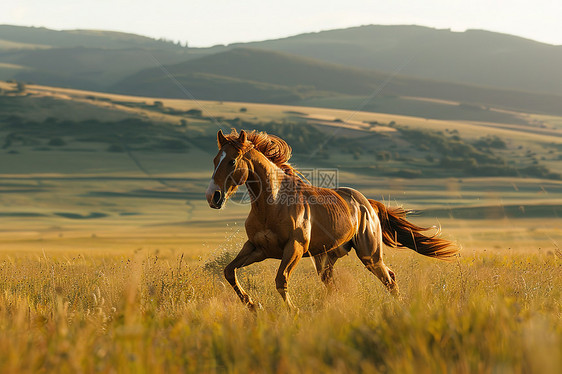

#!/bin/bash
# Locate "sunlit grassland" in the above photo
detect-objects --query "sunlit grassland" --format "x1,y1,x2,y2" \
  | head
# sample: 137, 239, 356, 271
0, 243, 560, 373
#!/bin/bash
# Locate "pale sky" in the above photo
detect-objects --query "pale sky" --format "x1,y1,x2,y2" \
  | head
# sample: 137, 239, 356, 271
1, 0, 561, 47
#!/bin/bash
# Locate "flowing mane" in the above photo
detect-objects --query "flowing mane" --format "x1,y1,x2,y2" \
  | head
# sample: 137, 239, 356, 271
222, 129, 298, 176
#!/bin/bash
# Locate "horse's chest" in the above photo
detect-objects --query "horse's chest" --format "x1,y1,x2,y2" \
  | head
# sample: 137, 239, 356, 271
246, 214, 290, 255
251, 229, 278, 248
249, 228, 285, 258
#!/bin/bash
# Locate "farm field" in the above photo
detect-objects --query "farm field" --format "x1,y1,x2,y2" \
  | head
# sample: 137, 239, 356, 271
0, 82, 561, 372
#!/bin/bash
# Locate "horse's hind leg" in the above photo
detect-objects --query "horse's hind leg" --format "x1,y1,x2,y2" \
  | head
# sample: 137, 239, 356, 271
313, 246, 348, 290
360, 256, 399, 296
354, 208, 399, 296
313, 252, 338, 290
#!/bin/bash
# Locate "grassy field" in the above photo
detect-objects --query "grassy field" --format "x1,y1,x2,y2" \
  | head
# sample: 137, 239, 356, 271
1, 82, 561, 372
0, 244, 560, 373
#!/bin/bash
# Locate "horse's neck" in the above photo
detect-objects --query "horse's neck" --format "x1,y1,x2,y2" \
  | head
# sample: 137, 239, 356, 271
245, 152, 284, 209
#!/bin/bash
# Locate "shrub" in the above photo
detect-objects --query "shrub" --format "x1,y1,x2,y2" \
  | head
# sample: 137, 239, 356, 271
203, 251, 236, 277
474, 136, 507, 149
376, 151, 391, 161
185, 109, 203, 117
16, 81, 26, 93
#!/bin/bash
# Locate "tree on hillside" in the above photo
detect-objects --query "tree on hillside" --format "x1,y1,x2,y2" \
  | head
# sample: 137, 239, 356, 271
16, 81, 26, 93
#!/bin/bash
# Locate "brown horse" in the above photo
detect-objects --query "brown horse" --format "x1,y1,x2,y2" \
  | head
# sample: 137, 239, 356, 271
205, 129, 458, 310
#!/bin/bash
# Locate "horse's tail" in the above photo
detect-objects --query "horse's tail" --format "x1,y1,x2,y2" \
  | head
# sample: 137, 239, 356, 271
368, 199, 459, 261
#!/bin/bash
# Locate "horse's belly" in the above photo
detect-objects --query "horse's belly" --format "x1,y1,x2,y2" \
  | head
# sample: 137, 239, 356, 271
308, 222, 354, 256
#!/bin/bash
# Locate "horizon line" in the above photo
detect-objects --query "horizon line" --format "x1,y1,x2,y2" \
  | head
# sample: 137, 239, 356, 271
1, 22, 560, 48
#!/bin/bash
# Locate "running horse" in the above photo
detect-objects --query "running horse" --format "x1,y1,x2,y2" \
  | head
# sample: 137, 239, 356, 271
205, 129, 458, 310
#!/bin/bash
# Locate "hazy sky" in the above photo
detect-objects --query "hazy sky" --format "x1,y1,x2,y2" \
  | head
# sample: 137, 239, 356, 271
2, 0, 561, 47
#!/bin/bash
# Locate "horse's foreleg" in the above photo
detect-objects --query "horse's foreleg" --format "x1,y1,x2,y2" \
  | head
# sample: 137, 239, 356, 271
275, 241, 305, 311
224, 241, 266, 311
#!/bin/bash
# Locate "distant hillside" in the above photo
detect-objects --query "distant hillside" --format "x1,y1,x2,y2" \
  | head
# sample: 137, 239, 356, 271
1, 82, 560, 182
0, 25, 206, 90
235, 25, 562, 96
2, 24, 562, 118
113, 48, 562, 116
0, 25, 185, 50
2, 48, 198, 89
113, 48, 376, 100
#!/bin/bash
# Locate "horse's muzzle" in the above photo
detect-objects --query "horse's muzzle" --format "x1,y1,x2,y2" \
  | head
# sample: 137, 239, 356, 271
206, 180, 225, 209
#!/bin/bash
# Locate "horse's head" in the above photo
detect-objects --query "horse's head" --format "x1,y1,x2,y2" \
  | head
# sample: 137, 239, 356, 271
206, 130, 251, 209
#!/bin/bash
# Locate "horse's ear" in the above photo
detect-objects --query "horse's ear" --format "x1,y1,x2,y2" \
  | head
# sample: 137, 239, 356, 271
238, 130, 247, 144
217, 130, 228, 148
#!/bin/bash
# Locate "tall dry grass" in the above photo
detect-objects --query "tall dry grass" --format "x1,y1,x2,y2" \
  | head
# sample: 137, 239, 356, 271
0, 248, 560, 373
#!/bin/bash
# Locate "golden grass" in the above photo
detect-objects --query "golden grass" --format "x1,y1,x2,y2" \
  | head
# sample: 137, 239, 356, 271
0, 245, 560, 373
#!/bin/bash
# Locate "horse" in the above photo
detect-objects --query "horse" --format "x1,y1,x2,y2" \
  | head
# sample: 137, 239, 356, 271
205, 129, 458, 311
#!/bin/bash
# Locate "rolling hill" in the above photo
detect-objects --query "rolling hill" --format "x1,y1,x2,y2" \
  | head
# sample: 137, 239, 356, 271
2, 24, 561, 118
0, 25, 186, 50
236, 25, 562, 96
113, 47, 562, 116
0, 25, 204, 89
1, 47, 197, 90
1, 81, 561, 181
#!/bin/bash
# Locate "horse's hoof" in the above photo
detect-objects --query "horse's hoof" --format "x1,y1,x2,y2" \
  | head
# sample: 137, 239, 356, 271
389, 287, 402, 301
286, 304, 300, 315
247, 302, 263, 313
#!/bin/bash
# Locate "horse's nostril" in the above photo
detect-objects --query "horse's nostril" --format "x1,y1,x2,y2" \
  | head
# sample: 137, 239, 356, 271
212, 190, 223, 206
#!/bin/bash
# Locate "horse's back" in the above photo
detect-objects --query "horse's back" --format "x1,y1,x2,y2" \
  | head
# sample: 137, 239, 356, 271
333, 187, 372, 207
